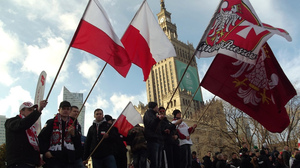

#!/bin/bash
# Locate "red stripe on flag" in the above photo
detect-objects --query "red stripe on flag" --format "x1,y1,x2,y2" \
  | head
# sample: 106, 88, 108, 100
114, 114, 134, 137
71, 20, 131, 77
121, 25, 156, 81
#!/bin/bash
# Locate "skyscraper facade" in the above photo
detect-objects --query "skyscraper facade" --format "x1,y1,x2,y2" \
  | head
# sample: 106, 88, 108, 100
59, 86, 85, 135
146, 0, 203, 118
0, 115, 7, 145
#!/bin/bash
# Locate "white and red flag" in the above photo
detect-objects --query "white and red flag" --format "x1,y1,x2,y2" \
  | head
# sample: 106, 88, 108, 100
195, 0, 291, 64
200, 43, 296, 133
113, 102, 143, 137
71, 0, 131, 77
121, 0, 176, 81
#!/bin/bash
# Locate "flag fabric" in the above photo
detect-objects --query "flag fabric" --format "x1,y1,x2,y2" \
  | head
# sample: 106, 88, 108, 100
298, 139, 300, 150
71, 0, 131, 77
121, 0, 176, 81
195, 0, 291, 64
113, 102, 143, 137
200, 43, 296, 133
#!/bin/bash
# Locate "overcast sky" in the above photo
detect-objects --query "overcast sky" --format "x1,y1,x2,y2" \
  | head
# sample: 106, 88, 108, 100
1, 0, 299, 135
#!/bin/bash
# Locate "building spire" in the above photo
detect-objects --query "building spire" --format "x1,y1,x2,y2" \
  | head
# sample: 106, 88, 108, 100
160, 0, 165, 10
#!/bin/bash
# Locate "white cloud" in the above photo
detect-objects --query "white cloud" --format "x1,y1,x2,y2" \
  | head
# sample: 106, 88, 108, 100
77, 57, 100, 85
0, 21, 23, 86
277, 48, 300, 90
0, 86, 33, 117
110, 91, 147, 115
83, 97, 110, 135
22, 35, 69, 82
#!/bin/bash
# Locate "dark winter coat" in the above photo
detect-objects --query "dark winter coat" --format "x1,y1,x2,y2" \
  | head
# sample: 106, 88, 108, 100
83, 120, 118, 160
203, 155, 213, 168
5, 110, 41, 167
38, 117, 82, 164
143, 108, 164, 144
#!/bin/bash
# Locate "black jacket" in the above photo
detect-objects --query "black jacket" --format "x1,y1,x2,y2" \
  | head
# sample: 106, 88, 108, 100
5, 110, 41, 167
203, 155, 212, 168
143, 108, 164, 144
240, 154, 253, 168
83, 120, 118, 160
160, 117, 177, 144
38, 116, 82, 163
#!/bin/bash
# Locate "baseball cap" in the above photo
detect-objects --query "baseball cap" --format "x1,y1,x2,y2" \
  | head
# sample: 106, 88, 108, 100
59, 101, 71, 108
19, 101, 38, 111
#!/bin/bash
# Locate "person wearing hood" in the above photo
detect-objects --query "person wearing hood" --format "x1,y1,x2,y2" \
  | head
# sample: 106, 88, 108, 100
83, 108, 118, 168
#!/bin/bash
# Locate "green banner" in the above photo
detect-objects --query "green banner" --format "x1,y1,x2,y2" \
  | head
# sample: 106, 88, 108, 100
175, 60, 203, 102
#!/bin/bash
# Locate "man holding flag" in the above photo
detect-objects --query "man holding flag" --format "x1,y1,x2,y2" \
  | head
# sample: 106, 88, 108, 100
83, 109, 118, 168
5, 100, 47, 168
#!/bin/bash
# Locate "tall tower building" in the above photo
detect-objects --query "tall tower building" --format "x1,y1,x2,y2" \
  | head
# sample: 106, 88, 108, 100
146, 0, 203, 118
0, 115, 6, 145
59, 87, 85, 135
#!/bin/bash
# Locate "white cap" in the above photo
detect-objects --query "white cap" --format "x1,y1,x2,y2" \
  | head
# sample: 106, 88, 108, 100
19, 101, 38, 111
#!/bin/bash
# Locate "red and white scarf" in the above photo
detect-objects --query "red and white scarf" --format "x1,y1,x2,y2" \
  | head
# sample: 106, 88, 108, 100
19, 114, 40, 151
49, 113, 75, 151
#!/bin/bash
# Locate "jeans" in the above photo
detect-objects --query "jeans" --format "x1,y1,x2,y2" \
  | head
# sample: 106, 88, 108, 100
180, 144, 192, 168
132, 149, 148, 168
92, 155, 117, 168
147, 141, 163, 168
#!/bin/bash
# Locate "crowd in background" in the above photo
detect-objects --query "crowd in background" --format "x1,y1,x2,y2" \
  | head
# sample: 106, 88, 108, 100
5, 100, 300, 168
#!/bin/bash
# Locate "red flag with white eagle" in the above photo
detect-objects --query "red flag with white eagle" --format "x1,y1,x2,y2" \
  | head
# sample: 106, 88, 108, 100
71, 0, 131, 77
121, 0, 176, 81
200, 43, 296, 133
113, 102, 143, 137
195, 0, 291, 64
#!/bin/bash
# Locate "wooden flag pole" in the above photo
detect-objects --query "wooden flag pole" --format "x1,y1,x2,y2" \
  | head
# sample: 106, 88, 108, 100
45, 46, 71, 101
181, 83, 202, 119
196, 95, 216, 124
83, 102, 131, 163
45, 0, 92, 101
165, 52, 195, 111
84, 121, 115, 163
72, 62, 108, 125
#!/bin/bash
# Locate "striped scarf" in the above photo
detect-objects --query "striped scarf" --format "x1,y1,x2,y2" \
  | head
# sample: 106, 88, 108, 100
49, 113, 75, 151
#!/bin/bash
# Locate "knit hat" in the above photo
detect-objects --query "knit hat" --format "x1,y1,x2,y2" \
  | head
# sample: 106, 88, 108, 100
172, 109, 181, 117
148, 102, 157, 109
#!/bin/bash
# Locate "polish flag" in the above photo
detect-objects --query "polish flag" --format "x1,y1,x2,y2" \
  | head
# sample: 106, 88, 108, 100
113, 102, 143, 137
71, 0, 131, 77
298, 139, 300, 150
121, 0, 176, 81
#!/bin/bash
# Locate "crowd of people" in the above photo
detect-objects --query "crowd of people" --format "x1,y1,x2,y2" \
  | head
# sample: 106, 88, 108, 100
5, 100, 300, 168
198, 144, 300, 168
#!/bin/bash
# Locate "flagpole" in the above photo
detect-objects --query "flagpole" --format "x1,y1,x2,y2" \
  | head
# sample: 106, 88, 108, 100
84, 102, 131, 163
195, 0, 223, 53
165, 50, 195, 111
72, 62, 108, 125
120, 0, 146, 39
45, 46, 70, 101
84, 121, 115, 163
45, 0, 92, 101
181, 83, 202, 119
196, 95, 216, 124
